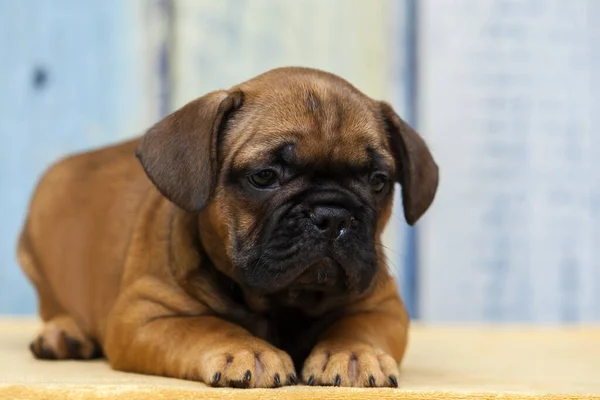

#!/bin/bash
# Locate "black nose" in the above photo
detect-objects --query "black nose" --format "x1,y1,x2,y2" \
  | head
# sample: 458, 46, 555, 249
310, 205, 352, 239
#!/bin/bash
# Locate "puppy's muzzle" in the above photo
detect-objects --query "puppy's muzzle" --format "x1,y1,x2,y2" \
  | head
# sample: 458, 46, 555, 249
293, 257, 342, 290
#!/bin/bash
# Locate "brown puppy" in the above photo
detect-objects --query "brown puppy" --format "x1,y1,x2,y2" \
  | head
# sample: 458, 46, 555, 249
17, 67, 438, 388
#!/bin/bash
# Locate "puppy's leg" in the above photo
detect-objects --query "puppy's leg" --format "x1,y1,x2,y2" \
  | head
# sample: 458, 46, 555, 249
17, 226, 63, 322
18, 227, 99, 360
104, 283, 296, 388
30, 315, 101, 360
302, 276, 408, 388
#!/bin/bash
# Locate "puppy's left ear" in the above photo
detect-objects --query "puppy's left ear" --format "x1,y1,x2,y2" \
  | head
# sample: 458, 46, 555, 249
379, 102, 439, 225
136, 90, 244, 211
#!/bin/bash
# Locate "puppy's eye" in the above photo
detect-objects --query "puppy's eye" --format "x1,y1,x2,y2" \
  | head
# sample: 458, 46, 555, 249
370, 173, 389, 193
249, 170, 279, 188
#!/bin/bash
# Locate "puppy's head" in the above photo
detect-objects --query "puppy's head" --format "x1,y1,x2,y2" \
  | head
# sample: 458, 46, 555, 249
136, 67, 438, 298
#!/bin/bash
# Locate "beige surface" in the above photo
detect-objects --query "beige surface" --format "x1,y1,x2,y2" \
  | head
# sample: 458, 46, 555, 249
0, 318, 599, 399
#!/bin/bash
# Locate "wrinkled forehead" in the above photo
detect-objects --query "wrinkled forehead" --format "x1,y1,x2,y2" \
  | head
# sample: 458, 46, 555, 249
224, 87, 393, 171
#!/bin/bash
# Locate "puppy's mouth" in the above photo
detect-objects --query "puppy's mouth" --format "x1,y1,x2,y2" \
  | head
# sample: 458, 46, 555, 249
238, 252, 368, 298
287, 257, 344, 292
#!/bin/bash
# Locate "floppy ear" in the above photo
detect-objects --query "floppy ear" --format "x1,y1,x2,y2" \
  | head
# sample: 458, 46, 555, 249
379, 102, 439, 225
136, 90, 243, 211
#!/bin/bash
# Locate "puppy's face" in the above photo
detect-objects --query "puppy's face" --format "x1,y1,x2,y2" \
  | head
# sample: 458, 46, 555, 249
136, 67, 438, 299
215, 85, 395, 295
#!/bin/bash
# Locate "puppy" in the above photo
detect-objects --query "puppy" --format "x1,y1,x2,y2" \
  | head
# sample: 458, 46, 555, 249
17, 67, 438, 388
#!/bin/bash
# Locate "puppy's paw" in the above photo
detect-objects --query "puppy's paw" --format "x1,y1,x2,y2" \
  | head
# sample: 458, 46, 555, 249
196, 341, 297, 388
301, 341, 400, 387
30, 316, 101, 360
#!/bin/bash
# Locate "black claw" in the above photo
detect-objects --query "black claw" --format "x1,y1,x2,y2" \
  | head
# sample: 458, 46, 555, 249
369, 375, 376, 387
389, 375, 398, 388
307, 375, 315, 386
90, 341, 104, 359
30, 337, 43, 357
230, 379, 250, 389
34, 337, 56, 360
244, 370, 252, 382
62, 332, 83, 359
334, 374, 341, 386
273, 373, 281, 386
39, 347, 56, 359
288, 373, 298, 385
211, 372, 221, 386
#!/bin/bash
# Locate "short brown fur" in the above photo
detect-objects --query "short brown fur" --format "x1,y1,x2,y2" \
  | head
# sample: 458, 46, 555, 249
18, 67, 438, 388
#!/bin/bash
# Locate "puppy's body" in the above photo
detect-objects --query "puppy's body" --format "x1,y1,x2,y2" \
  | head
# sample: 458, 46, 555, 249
18, 67, 438, 388
19, 140, 142, 339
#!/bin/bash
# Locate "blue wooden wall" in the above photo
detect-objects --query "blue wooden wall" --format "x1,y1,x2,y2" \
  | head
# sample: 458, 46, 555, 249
0, 0, 165, 313
417, 0, 600, 322
1, 0, 599, 322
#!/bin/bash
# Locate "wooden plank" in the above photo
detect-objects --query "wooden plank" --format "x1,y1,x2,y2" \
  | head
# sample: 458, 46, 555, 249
0, 0, 167, 314
418, 0, 600, 321
170, 0, 393, 108
387, 0, 418, 315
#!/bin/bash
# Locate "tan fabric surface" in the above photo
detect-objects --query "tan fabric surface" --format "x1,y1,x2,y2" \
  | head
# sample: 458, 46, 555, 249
0, 318, 599, 399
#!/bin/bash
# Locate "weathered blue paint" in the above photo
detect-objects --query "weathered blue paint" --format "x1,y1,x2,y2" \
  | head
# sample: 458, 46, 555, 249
418, 0, 600, 322
0, 0, 163, 314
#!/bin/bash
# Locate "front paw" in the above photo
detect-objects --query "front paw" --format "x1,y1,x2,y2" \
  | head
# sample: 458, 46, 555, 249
301, 341, 400, 387
197, 341, 297, 388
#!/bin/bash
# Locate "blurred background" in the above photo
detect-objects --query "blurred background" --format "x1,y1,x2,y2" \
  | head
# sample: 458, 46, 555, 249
1, 0, 599, 322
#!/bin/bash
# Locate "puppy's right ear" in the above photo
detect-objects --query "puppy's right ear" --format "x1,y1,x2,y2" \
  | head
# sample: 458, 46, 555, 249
136, 90, 243, 211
